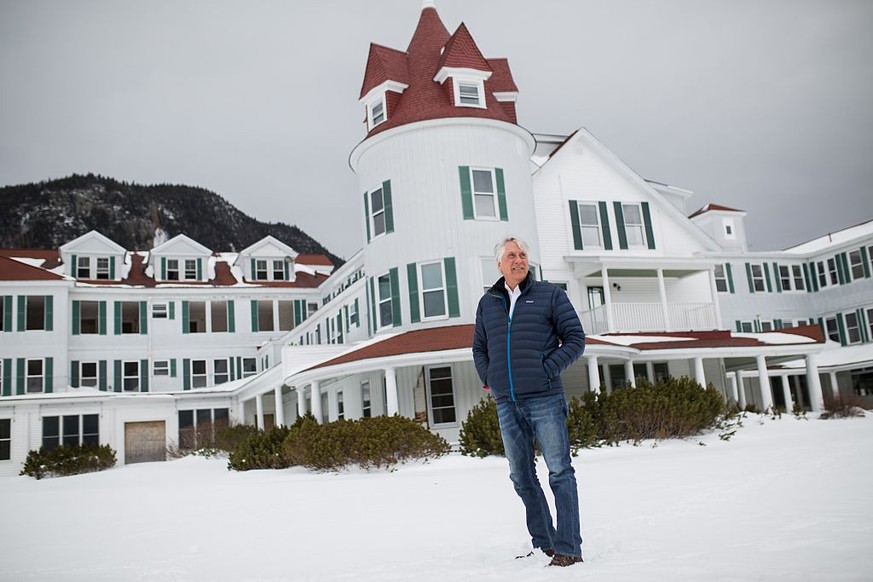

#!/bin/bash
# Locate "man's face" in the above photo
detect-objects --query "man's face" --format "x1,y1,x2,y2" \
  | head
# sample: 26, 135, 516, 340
498, 241, 529, 289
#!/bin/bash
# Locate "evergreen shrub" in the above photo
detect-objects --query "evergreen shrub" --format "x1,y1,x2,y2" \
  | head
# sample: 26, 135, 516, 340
458, 398, 504, 457
226, 425, 293, 471
20, 444, 116, 480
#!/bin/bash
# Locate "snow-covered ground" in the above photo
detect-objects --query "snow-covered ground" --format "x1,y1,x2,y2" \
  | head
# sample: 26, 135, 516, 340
2, 413, 872, 582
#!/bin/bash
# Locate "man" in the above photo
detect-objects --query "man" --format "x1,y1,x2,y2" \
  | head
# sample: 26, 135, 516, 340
472, 236, 586, 567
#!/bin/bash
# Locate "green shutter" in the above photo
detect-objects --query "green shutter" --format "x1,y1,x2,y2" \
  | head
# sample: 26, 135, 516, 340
44, 295, 53, 331
109, 257, 115, 279
836, 313, 847, 346
745, 263, 755, 293
250, 300, 259, 332
3, 358, 12, 396
641, 201, 655, 250
170, 359, 177, 378
774, 319, 784, 330
99, 301, 107, 335
735, 320, 742, 332
613, 202, 628, 250
182, 301, 190, 334
70, 254, 77, 277
368, 277, 377, 334
44, 358, 53, 393
858, 309, 869, 343
71, 360, 80, 387
250, 258, 256, 280
836, 254, 847, 285
17, 296, 25, 331
803, 263, 812, 293
809, 262, 819, 292
599, 201, 613, 250
161, 257, 167, 280
495, 168, 508, 221
3, 296, 11, 331
227, 300, 235, 333
389, 267, 401, 327
114, 302, 121, 335
445, 257, 460, 318
140, 359, 149, 392
459, 166, 474, 220
139, 301, 147, 334
99, 361, 107, 391
294, 300, 302, 326
383, 180, 394, 234
861, 247, 871, 278
183, 359, 191, 390
568, 200, 583, 250
16, 358, 24, 394
726, 263, 735, 293
72, 301, 81, 335
196, 258, 203, 281
763, 263, 772, 293
169, 301, 175, 320
354, 298, 360, 327
407, 263, 420, 324
114, 360, 122, 393
774, 263, 783, 292
363, 191, 371, 242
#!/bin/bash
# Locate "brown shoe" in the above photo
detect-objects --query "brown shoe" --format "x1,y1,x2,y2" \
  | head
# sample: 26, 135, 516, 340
548, 553, 583, 567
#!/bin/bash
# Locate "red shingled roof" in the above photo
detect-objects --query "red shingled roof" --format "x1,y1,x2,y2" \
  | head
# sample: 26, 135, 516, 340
0, 255, 66, 281
360, 6, 518, 139
688, 203, 745, 219
296, 253, 334, 267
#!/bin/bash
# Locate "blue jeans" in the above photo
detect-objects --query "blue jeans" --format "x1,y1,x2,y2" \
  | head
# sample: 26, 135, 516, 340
496, 392, 582, 557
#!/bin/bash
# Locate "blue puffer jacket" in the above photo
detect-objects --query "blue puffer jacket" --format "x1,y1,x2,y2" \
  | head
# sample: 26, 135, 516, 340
472, 273, 586, 403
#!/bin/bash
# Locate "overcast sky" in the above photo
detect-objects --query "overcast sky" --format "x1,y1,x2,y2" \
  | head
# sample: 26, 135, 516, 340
2, 0, 871, 259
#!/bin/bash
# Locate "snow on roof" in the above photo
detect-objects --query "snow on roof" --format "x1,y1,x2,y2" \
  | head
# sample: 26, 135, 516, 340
776, 342, 873, 370
782, 218, 873, 254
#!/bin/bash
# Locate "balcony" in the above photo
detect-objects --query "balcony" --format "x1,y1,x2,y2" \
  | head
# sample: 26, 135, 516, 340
580, 301, 718, 335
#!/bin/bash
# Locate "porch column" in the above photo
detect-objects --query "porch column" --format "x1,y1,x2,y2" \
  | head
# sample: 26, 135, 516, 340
828, 371, 839, 400
645, 361, 655, 383
779, 375, 793, 412
756, 355, 773, 411
624, 360, 635, 388
274, 386, 285, 427
736, 373, 747, 409
255, 393, 265, 430
311, 380, 322, 424
385, 366, 399, 416
728, 372, 739, 404
602, 266, 615, 332
296, 386, 307, 417
806, 354, 824, 413
587, 355, 601, 394
693, 357, 706, 388
657, 268, 671, 331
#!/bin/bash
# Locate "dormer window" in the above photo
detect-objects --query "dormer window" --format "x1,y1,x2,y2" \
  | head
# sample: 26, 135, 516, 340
371, 99, 385, 126
254, 259, 287, 281
95, 258, 110, 279
77, 257, 90, 278
163, 258, 201, 281
184, 259, 197, 280
166, 259, 180, 281
456, 80, 484, 107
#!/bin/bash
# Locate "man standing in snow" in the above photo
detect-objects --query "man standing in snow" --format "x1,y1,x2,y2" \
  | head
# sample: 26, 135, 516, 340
472, 236, 586, 567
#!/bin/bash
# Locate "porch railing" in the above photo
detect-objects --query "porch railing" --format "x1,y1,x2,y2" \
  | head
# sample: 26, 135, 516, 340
579, 302, 718, 335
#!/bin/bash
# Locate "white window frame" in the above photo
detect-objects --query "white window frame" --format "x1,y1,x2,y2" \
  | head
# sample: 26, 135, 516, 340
0, 418, 10, 461
714, 264, 729, 293
76, 256, 91, 278
213, 359, 230, 385
26, 358, 44, 393
152, 303, 168, 319
184, 259, 198, 280
272, 260, 285, 281
849, 250, 864, 281
361, 379, 371, 418
154, 360, 170, 377
25, 296, 46, 331
242, 357, 257, 378
426, 365, 457, 426
369, 185, 387, 239
191, 359, 208, 388
622, 203, 647, 248
578, 202, 603, 248
96, 257, 111, 280
336, 390, 344, 420
722, 218, 736, 240
481, 257, 501, 293
816, 260, 828, 288
377, 272, 394, 329
79, 361, 98, 388
827, 257, 839, 285
166, 259, 180, 281
738, 321, 754, 333
349, 301, 359, 327
453, 78, 485, 108
792, 265, 806, 291
419, 261, 448, 320
824, 316, 840, 343
470, 167, 498, 219
122, 360, 140, 392
369, 97, 386, 128
750, 264, 765, 293
844, 312, 862, 345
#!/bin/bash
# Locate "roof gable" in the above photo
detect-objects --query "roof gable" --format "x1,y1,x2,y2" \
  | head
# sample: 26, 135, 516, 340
360, 44, 410, 99
237, 235, 298, 260
150, 233, 212, 257
59, 230, 126, 255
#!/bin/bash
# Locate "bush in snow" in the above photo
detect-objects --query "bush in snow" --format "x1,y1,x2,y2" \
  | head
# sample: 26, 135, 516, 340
283, 414, 451, 471
821, 391, 868, 419
20, 444, 116, 480
226, 425, 293, 471
458, 398, 504, 457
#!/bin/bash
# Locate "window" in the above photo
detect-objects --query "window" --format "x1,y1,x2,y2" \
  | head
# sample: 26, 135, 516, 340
254, 260, 268, 281
369, 185, 387, 238
278, 301, 295, 331
80, 362, 98, 388
369, 97, 385, 128
737, 321, 754, 333
653, 363, 670, 383
723, 218, 735, 239
337, 390, 344, 420
42, 414, 98, 451
166, 259, 180, 281
0, 296, 6, 332
178, 408, 229, 450
481, 257, 501, 292
760, 320, 774, 332
578, 203, 602, 248
419, 262, 447, 319
622, 204, 646, 247
779, 265, 792, 291
187, 301, 206, 333
242, 358, 257, 378
792, 265, 805, 291
77, 256, 90, 278
867, 308, 873, 343
184, 259, 197, 280
211, 301, 228, 333
120, 301, 141, 334
214, 359, 229, 385
361, 380, 371, 418
153, 303, 168, 319
96, 257, 110, 280
349, 301, 359, 327
25, 296, 47, 330
852, 369, 873, 397
714, 265, 729, 293
816, 260, 828, 288
845, 312, 862, 345
471, 168, 497, 218
750, 265, 765, 292
272, 260, 285, 281
455, 79, 483, 107
26, 359, 44, 393
377, 273, 393, 328
427, 366, 456, 425
308, 303, 319, 318
824, 317, 840, 343
827, 257, 839, 285
849, 250, 864, 280
0, 419, 10, 461
122, 361, 140, 391
191, 360, 207, 388
256, 300, 274, 332
154, 360, 170, 377
78, 301, 99, 334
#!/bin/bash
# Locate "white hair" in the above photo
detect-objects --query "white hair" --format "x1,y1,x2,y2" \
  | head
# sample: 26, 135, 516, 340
494, 236, 530, 263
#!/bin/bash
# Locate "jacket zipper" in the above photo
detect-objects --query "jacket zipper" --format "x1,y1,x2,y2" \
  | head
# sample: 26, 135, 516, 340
498, 292, 516, 402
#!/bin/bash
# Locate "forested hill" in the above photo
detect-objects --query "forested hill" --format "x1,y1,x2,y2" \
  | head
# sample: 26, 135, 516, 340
0, 174, 343, 265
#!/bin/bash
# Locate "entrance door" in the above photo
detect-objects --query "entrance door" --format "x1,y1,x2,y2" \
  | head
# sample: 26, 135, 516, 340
124, 421, 166, 464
